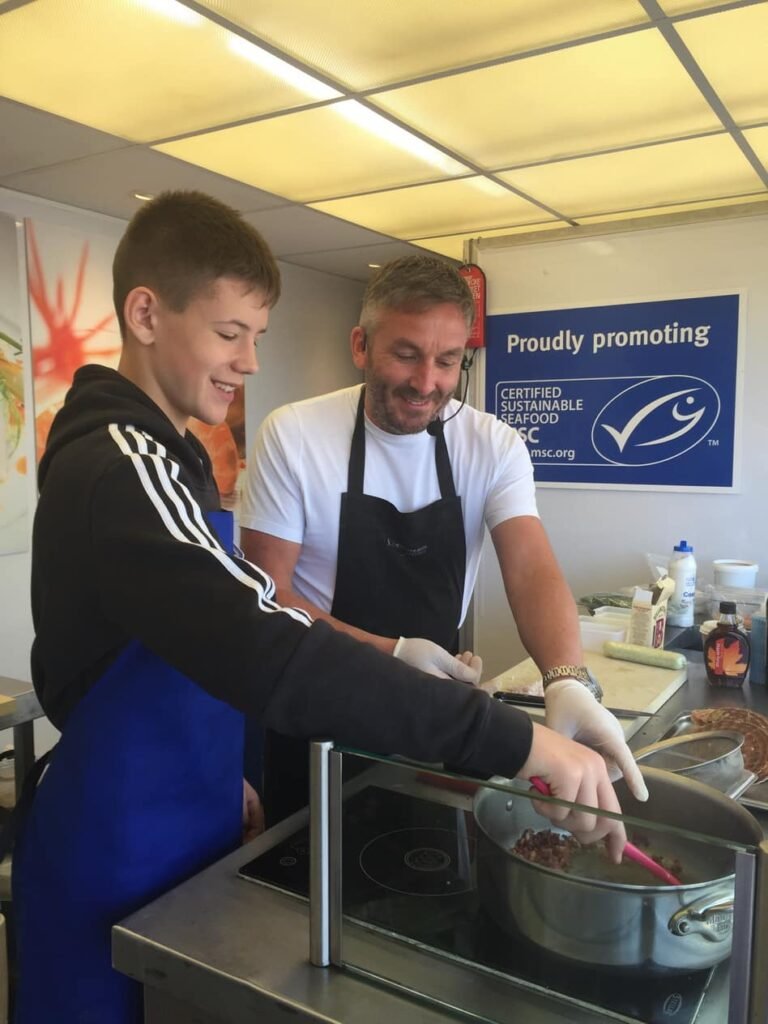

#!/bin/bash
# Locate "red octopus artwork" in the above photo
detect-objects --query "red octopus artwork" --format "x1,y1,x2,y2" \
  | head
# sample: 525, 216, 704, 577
27, 221, 118, 460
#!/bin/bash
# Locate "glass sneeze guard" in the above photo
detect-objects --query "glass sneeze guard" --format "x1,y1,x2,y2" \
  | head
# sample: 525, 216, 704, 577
302, 742, 768, 1024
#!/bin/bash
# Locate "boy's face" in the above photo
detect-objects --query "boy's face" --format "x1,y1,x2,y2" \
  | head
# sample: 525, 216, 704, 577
143, 276, 268, 434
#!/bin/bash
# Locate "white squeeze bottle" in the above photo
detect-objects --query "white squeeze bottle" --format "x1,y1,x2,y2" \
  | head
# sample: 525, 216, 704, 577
668, 540, 697, 627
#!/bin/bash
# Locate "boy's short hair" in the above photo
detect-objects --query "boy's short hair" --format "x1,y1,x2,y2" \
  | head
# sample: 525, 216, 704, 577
113, 191, 280, 336
359, 254, 474, 338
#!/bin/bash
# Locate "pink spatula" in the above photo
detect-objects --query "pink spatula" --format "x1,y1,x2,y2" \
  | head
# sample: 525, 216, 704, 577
529, 776, 682, 886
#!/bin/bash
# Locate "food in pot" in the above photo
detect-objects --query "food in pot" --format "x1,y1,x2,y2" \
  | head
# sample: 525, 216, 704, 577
512, 828, 684, 883
511, 828, 580, 869
690, 707, 768, 780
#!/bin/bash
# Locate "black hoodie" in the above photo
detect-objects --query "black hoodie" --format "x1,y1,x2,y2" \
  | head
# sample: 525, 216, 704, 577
31, 364, 533, 778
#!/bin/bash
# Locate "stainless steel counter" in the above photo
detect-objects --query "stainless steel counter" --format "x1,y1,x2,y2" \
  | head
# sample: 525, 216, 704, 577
113, 651, 768, 1024
0, 675, 44, 800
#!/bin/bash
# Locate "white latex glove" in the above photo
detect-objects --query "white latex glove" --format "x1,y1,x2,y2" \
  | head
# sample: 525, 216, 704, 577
544, 679, 649, 803
393, 637, 482, 685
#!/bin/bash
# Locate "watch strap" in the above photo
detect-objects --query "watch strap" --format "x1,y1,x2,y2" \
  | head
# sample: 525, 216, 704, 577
541, 664, 604, 702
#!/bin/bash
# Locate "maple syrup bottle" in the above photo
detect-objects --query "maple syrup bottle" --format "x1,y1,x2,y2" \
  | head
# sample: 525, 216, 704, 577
704, 601, 751, 688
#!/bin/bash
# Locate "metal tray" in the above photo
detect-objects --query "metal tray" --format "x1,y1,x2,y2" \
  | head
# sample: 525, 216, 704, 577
659, 713, 768, 809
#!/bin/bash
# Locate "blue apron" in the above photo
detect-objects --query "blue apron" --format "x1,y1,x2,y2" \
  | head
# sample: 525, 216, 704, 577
13, 511, 244, 1024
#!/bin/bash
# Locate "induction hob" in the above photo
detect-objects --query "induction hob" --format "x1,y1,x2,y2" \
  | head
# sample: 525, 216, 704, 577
239, 784, 716, 1024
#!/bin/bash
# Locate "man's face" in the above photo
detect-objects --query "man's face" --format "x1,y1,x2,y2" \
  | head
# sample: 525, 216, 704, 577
351, 303, 467, 435
144, 277, 269, 434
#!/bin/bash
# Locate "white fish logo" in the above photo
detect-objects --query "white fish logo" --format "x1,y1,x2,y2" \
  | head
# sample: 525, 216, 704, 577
593, 376, 720, 466
601, 388, 704, 452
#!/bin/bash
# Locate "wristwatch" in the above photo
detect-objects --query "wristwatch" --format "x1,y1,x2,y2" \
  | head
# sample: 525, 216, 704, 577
541, 664, 604, 702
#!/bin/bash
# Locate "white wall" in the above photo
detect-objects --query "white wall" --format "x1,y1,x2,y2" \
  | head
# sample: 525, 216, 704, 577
0, 187, 362, 756
474, 209, 768, 679
244, 260, 362, 447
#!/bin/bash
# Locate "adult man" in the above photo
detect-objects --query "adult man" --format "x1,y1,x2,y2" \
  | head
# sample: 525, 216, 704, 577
17, 197, 625, 1024
242, 255, 646, 823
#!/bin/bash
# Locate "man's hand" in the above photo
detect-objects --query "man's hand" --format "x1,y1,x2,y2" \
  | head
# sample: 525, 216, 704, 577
393, 637, 482, 684
519, 723, 627, 863
544, 679, 649, 803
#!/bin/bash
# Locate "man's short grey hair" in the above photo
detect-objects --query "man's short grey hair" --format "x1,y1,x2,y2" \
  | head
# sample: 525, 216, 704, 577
359, 255, 475, 337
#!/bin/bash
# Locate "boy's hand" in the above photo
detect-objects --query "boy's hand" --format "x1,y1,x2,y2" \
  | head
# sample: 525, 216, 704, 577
242, 779, 265, 843
519, 723, 627, 863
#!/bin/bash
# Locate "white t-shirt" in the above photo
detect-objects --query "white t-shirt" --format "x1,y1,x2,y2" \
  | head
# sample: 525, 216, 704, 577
241, 385, 539, 625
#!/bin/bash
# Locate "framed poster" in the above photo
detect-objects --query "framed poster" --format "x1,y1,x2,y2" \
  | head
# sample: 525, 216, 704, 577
485, 294, 741, 490
0, 214, 28, 555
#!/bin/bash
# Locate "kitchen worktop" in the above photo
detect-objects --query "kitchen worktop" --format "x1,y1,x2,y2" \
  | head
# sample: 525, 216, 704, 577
112, 650, 768, 1024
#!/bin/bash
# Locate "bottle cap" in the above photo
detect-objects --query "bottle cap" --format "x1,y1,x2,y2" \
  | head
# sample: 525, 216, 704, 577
719, 600, 737, 614
674, 540, 694, 552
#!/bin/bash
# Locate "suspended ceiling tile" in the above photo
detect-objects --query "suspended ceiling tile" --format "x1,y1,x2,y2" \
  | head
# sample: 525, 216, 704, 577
743, 126, 768, 173
243, 206, 396, 256
578, 191, 768, 225
199, 0, 650, 91
0, 0, 338, 143
309, 178, 557, 238
409, 236, 469, 260
374, 30, 721, 169
498, 136, 765, 218
2, 146, 287, 221
156, 103, 468, 203
0, 99, 128, 179
412, 222, 567, 259
658, 1, 744, 13
675, 5, 768, 126
282, 241, 431, 282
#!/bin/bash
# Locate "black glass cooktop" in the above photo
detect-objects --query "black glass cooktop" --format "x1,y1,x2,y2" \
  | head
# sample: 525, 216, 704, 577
239, 785, 716, 1024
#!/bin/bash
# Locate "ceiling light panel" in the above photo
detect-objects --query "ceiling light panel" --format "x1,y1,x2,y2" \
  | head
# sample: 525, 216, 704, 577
0, 0, 339, 143
309, 178, 558, 238
675, 5, 768, 126
156, 103, 468, 202
374, 30, 723, 170
658, 1, 744, 13
198, 0, 650, 91
498, 136, 765, 218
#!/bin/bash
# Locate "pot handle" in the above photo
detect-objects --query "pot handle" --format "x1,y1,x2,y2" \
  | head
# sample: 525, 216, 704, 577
668, 891, 733, 942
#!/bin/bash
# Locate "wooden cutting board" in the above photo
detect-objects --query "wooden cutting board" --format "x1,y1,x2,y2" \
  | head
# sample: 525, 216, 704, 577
486, 651, 688, 739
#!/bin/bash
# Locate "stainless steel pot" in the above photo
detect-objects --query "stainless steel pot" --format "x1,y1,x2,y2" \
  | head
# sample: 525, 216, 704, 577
473, 767, 763, 974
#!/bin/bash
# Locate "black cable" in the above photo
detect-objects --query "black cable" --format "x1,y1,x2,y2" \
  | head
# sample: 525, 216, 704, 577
427, 348, 478, 434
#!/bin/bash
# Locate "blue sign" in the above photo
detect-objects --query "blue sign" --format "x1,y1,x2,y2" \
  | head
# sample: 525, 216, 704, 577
485, 295, 740, 488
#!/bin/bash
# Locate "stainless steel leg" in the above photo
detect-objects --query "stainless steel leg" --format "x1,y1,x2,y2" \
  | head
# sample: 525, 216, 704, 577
329, 749, 343, 966
744, 839, 768, 1023
729, 847, 756, 1024
309, 740, 333, 967
13, 721, 35, 803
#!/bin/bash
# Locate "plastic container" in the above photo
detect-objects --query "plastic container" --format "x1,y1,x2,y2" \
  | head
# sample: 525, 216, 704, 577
579, 616, 627, 652
713, 560, 759, 588
704, 600, 751, 688
593, 606, 632, 620
667, 540, 697, 627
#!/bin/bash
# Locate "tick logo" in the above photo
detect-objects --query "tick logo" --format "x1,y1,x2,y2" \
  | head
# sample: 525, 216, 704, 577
592, 376, 720, 466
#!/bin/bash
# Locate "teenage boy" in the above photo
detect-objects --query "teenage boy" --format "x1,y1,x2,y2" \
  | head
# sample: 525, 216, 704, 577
15, 191, 626, 1024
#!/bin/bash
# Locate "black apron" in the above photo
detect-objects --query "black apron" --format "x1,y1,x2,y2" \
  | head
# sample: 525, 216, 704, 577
263, 389, 467, 824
